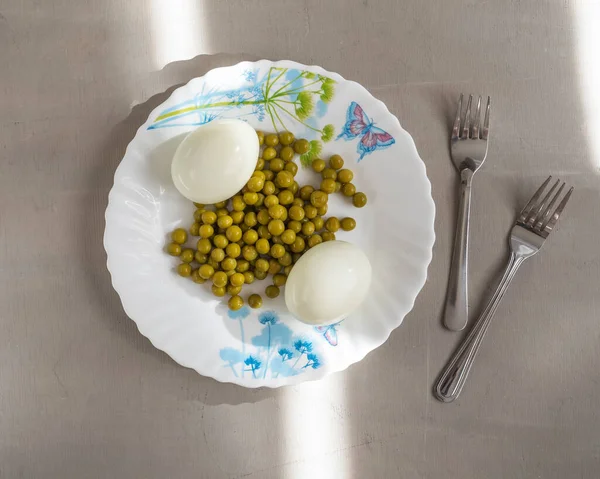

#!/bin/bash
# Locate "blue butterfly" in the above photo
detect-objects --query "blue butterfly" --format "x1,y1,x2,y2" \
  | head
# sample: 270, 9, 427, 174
314, 321, 343, 346
337, 101, 395, 161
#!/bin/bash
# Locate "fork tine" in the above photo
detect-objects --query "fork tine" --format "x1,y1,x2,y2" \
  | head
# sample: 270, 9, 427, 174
481, 96, 491, 140
526, 179, 560, 226
518, 176, 552, 224
542, 186, 574, 235
471, 96, 481, 139
462, 95, 472, 139
535, 182, 565, 231
452, 94, 463, 140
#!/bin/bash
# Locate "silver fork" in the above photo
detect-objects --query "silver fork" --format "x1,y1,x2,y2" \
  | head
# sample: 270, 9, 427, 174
445, 94, 491, 332
435, 176, 573, 402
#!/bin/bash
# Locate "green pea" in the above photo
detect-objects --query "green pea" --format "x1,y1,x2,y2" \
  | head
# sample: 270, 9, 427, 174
197, 238, 212, 254
270, 158, 285, 172
244, 211, 258, 227
280, 146, 295, 162
293, 139, 310, 154
190, 222, 200, 236
329, 154, 344, 170
278, 252, 292, 267
247, 176, 264, 192
226, 225, 243, 242
289, 205, 305, 221
304, 205, 318, 219
325, 217, 340, 233
232, 196, 245, 211
276, 171, 294, 188
243, 192, 259, 205
242, 245, 258, 261
255, 258, 270, 272
236, 259, 250, 273
307, 234, 323, 248
312, 158, 326, 173
167, 243, 182, 256
201, 211, 217, 225
299, 185, 314, 201
290, 236, 306, 253
226, 243, 241, 258
248, 294, 263, 309
265, 285, 280, 298
194, 251, 208, 264
198, 264, 215, 279
199, 224, 214, 238
212, 271, 228, 288
322, 168, 337, 180
211, 248, 225, 262
267, 219, 285, 236
171, 228, 187, 244
265, 133, 279, 147
263, 146, 277, 160
231, 211, 245, 224
353, 192, 368, 208
228, 295, 244, 311
193, 208, 206, 222
337, 169, 354, 184
191, 269, 206, 284
255, 270, 268, 280
279, 131, 295, 145
302, 221, 315, 236
230, 272, 245, 287
341, 217, 356, 231
177, 263, 192, 277
270, 244, 285, 259
221, 257, 237, 271
268, 205, 285, 219
278, 190, 294, 205
320, 178, 337, 194
212, 285, 226, 297
180, 249, 195, 263
281, 229, 296, 245
227, 284, 243, 296
257, 225, 272, 240
256, 239, 271, 255
263, 181, 276, 196
217, 215, 233, 229
310, 191, 328, 208
213, 234, 228, 249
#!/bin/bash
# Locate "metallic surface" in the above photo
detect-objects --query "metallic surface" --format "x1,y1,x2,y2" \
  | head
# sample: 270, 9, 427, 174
435, 178, 573, 402
444, 94, 490, 331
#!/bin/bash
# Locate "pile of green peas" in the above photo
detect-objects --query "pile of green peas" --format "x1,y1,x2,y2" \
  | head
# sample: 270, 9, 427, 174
166, 130, 368, 311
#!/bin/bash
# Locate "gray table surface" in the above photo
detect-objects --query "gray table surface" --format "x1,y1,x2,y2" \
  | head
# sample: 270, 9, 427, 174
2, 1, 599, 478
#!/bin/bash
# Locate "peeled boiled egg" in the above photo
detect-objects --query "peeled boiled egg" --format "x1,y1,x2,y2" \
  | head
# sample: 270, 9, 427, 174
171, 119, 259, 204
285, 241, 372, 325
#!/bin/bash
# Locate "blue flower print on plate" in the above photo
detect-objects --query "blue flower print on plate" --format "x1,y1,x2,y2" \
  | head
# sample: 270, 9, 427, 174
220, 309, 323, 380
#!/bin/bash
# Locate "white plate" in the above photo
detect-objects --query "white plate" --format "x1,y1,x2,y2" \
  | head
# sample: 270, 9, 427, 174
104, 60, 435, 387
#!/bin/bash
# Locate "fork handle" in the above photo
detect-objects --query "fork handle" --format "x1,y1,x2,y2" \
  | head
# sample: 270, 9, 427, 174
435, 251, 525, 402
444, 168, 474, 331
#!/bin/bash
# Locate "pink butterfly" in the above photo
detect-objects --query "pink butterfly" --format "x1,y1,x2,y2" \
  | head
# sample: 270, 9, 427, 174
337, 102, 395, 161
314, 321, 342, 346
